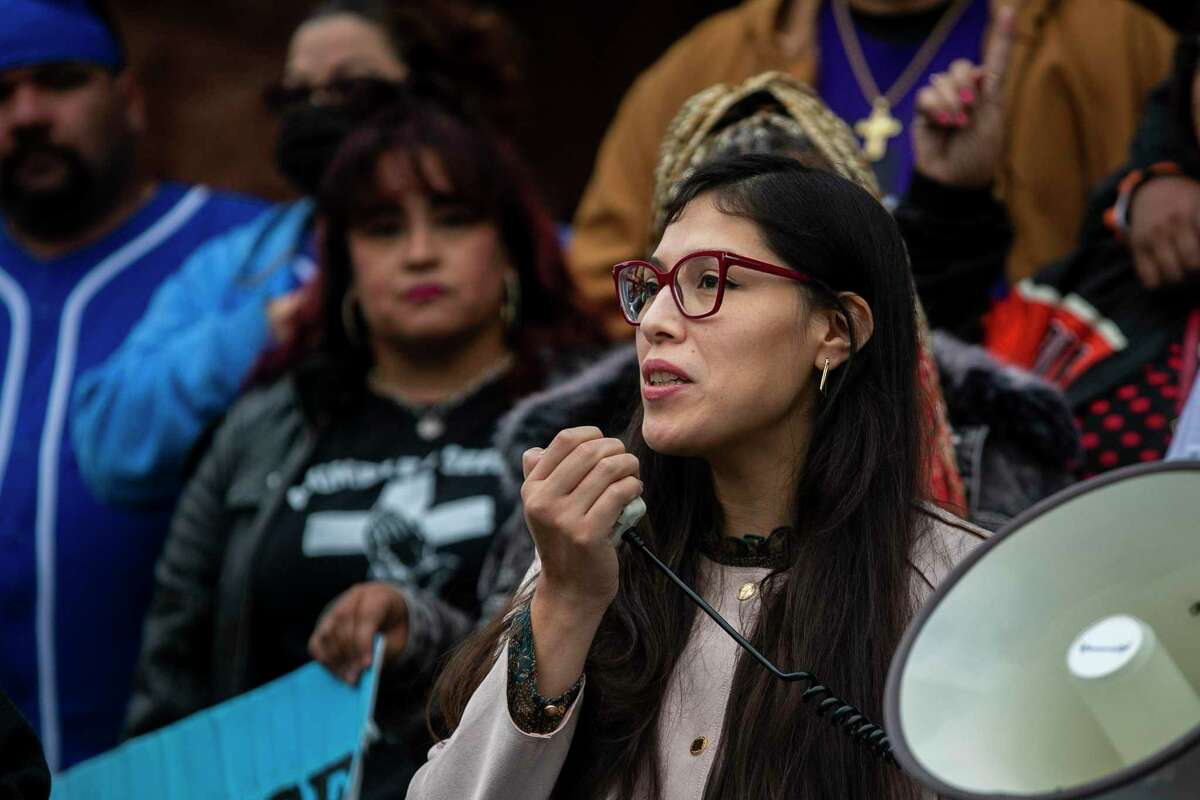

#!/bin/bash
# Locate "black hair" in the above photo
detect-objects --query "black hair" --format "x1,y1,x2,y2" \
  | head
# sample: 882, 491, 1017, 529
435, 154, 928, 800
1169, 36, 1200, 169
251, 91, 604, 405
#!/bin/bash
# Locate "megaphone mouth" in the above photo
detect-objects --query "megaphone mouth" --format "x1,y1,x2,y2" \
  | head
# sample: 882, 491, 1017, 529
885, 460, 1200, 800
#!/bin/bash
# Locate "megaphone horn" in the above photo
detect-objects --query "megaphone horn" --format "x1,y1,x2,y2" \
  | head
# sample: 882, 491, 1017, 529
886, 460, 1200, 799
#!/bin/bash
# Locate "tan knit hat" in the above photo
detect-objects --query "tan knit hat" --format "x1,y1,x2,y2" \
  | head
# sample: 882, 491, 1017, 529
649, 71, 879, 247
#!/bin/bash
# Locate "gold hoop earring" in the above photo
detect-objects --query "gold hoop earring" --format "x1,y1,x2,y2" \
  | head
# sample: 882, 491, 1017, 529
819, 358, 831, 394
341, 289, 363, 345
501, 272, 521, 329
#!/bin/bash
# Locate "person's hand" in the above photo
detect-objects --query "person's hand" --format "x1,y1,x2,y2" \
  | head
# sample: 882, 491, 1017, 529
266, 289, 306, 346
520, 426, 642, 617
913, 4, 1019, 188
1128, 176, 1200, 289
308, 581, 409, 685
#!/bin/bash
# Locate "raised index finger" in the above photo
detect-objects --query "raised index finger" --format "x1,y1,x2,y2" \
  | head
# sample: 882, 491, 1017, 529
981, 3, 1020, 97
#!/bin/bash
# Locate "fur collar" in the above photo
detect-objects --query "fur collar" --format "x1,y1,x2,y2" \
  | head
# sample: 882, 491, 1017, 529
493, 345, 640, 496
932, 331, 1080, 466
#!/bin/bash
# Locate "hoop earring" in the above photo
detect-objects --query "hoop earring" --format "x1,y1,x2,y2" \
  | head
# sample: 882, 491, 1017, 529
819, 358, 831, 394
341, 289, 363, 345
501, 272, 521, 329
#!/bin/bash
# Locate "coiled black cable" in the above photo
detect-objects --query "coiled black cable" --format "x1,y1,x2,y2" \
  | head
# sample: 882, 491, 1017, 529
621, 528, 896, 766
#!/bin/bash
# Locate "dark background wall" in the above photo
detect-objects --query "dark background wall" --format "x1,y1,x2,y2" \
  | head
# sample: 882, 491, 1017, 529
112, 0, 737, 218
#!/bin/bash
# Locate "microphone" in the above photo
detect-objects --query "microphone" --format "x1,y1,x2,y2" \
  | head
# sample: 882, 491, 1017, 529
611, 499, 895, 764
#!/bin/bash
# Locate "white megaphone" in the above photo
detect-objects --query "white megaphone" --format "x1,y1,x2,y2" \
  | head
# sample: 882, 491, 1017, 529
886, 460, 1200, 798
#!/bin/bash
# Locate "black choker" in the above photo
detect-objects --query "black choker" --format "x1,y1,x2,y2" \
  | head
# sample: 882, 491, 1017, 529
698, 527, 792, 568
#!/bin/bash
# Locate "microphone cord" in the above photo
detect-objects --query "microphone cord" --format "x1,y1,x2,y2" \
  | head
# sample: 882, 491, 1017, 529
621, 527, 896, 766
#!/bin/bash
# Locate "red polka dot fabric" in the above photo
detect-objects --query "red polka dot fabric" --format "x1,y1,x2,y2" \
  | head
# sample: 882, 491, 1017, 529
1074, 342, 1182, 480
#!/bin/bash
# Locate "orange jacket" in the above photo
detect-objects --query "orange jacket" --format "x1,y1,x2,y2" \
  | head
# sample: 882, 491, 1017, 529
569, 0, 1174, 338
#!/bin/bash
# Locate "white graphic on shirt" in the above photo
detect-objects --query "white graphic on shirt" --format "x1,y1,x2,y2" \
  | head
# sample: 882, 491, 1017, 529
294, 447, 499, 589
286, 445, 502, 510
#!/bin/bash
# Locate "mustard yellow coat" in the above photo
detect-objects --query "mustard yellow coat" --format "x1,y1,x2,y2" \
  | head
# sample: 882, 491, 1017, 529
569, 0, 1174, 337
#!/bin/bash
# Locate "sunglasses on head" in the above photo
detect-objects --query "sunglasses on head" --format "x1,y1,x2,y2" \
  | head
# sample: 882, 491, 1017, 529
262, 76, 406, 115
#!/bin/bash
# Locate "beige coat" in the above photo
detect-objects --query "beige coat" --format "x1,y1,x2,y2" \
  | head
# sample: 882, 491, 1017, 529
567, 0, 1175, 338
405, 505, 988, 799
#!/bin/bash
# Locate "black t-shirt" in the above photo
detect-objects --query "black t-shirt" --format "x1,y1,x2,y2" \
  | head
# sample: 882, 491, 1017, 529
250, 378, 514, 686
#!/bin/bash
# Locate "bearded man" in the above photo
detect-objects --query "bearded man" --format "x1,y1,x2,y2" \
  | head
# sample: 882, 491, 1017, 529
0, 0, 265, 770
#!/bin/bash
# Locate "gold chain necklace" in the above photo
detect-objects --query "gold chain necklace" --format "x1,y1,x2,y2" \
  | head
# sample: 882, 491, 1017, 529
832, 0, 972, 162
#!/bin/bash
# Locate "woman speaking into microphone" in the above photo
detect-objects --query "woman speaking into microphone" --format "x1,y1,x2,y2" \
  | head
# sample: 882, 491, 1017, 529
407, 154, 986, 800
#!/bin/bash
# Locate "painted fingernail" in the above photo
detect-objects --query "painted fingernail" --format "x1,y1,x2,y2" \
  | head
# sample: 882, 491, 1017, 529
936, 111, 952, 126
959, 87, 976, 105
955, 111, 970, 126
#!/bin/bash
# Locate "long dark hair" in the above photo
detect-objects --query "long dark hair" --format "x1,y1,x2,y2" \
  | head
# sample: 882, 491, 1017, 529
253, 93, 602, 403
435, 154, 928, 799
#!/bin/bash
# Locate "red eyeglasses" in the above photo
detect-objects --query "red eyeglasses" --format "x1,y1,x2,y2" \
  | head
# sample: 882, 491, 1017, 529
612, 250, 817, 325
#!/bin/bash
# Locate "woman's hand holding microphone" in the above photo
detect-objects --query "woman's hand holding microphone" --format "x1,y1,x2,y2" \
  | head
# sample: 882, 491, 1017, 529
307, 426, 640, 693
521, 426, 643, 697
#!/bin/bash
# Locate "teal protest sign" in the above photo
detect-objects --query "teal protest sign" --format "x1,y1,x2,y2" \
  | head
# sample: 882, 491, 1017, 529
52, 640, 382, 800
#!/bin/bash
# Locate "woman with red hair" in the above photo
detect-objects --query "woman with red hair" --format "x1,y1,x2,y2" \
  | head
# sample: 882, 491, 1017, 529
125, 92, 603, 791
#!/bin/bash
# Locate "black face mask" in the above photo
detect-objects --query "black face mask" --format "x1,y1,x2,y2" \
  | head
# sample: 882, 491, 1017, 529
273, 103, 360, 195
272, 78, 410, 195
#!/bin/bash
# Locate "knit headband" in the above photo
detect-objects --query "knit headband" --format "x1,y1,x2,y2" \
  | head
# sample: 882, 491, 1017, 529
650, 71, 880, 247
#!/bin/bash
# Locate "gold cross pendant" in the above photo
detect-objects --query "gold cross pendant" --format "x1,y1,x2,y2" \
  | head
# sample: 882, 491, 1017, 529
855, 98, 903, 162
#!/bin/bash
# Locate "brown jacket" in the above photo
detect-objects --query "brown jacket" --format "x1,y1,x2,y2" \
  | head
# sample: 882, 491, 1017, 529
406, 505, 988, 800
569, 0, 1174, 337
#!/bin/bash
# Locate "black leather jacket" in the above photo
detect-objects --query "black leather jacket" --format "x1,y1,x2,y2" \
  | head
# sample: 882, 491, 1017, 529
125, 376, 510, 745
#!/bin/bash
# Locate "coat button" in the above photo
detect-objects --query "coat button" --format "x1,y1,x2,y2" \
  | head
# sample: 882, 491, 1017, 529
737, 581, 758, 601
689, 736, 708, 756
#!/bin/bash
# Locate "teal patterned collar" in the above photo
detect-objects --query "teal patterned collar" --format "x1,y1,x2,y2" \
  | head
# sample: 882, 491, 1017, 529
698, 527, 791, 569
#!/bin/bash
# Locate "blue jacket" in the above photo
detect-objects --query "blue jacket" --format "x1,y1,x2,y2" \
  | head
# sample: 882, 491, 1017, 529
0, 183, 266, 770
71, 199, 316, 508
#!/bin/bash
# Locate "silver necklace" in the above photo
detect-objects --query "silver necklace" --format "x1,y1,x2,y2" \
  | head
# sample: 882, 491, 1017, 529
367, 355, 515, 442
